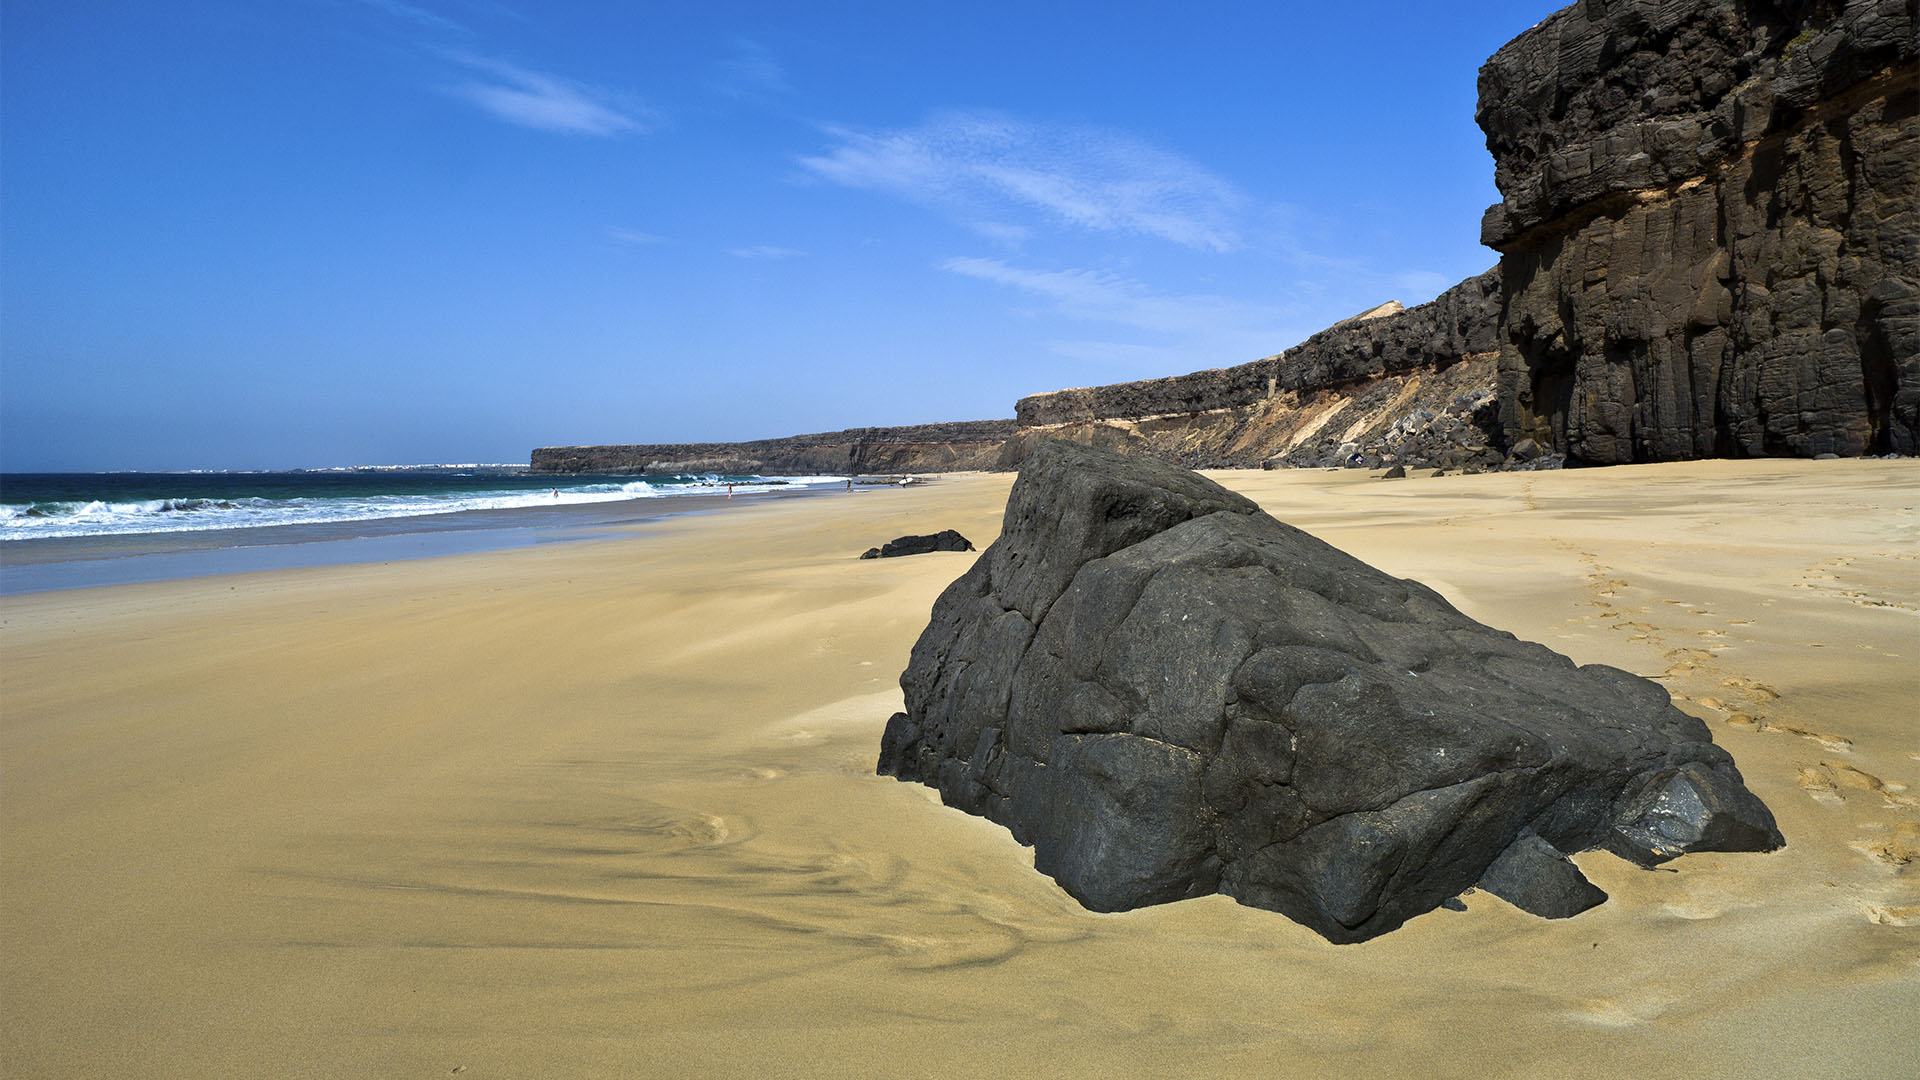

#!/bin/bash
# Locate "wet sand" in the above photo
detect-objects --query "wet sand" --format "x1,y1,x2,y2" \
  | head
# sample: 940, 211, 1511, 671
2, 461, 1915, 1077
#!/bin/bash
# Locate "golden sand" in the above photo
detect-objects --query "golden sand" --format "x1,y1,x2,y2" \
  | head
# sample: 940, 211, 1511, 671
3, 460, 1916, 1077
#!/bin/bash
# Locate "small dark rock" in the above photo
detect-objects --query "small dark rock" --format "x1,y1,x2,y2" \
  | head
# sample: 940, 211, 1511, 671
1479, 830, 1608, 918
859, 529, 976, 559
1381, 465, 1407, 479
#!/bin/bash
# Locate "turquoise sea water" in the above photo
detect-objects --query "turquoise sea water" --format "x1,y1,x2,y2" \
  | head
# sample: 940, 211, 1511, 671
0, 468, 850, 594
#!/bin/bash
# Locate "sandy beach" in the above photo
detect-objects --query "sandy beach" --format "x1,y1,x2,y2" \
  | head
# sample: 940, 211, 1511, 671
3, 461, 1915, 1078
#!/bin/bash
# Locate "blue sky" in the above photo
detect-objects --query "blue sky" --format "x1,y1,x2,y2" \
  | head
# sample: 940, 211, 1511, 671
1, 1, 1556, 471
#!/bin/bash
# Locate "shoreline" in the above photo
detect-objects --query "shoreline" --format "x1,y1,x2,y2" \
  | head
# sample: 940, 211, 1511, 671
0, 482, 857, 595
2, 459, 1914, 1077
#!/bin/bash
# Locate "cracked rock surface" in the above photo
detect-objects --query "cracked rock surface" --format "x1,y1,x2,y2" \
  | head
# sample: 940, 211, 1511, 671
877, 440, 1783, 942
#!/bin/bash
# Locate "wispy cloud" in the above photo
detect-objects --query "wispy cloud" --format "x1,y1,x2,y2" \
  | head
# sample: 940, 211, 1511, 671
800, 111, 1245, 252
967, 221, 1031, 247
729, 245, 803, 260
712, 38, 789, 100
442, 53, 649, 136
942, 257, 1271, 336
941, 256, 1311, 374
356, 0, 468, 34
608, 227, 667, 246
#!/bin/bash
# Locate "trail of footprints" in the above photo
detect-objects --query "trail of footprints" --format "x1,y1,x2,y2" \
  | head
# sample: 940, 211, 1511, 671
1558, 545, 1918, 889
1791, 554, 1920, 613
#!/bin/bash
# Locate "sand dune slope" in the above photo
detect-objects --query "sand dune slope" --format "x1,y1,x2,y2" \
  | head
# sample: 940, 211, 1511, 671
3, 462, 1915, 1077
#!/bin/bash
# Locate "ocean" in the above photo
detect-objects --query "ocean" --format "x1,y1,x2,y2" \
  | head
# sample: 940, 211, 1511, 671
0, 468, 853, 594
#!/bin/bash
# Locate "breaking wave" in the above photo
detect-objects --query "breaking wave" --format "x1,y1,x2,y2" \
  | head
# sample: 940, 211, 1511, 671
0, 474, 846, 541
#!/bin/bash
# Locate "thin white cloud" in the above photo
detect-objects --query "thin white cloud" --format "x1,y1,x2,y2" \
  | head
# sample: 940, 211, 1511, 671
608, 227, 667, 246
942, 256, 1310, 375
967, 221, 1031, 247
356, 0, 467, 34
713, 38, 790, 100
729, 245, 803, 260
800, 112, 1245, 252
942, 257, 1267, 336
442, 53, 648, 136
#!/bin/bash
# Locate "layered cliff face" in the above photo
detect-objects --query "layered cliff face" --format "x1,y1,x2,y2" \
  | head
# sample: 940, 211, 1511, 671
535, 274, 1509, 478
1004, 270, 1509, 470
1018, 270, 1502, 429
530, 420, 1017, 475
1479, 0, 1918, 462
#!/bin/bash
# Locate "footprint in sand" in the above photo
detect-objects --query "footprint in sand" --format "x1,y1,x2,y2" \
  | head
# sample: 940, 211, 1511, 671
1572, 993, 1674, 1027
1662, 647, 1716, 678
1790, 556, 1920, 611
1863, 904, 1920, 927
1798, 766, 1845, 805
1797, 762, 1916, 807
1848, 821, 1920, 869
1762, 721, 1854, 752
665, 813, 743, 847
1721, 675, 1779, 702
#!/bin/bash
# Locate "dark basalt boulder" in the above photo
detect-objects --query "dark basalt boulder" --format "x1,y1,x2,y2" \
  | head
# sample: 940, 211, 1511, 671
877, 440, 1783, 943
860, 529, 976, 559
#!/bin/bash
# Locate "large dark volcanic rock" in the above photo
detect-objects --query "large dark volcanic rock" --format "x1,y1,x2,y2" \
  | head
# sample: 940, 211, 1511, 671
877, 440, 1782, 943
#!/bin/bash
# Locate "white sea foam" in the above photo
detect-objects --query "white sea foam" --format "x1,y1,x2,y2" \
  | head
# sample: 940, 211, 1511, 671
0, 475, 851, 541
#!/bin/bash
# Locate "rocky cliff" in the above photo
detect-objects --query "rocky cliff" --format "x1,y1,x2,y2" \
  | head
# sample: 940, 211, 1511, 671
1003, 269, 1511, 471
532, 2, 1914, 475
1479, 0, 1918, 461
532, 273, 1511, 478
1017, 269, 1502, 428
530, 420, 1017, 475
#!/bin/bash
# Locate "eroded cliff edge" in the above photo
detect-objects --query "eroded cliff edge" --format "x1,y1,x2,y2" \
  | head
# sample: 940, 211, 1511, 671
1479, 0, 1918, 461
1004, 269, 1512, 471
